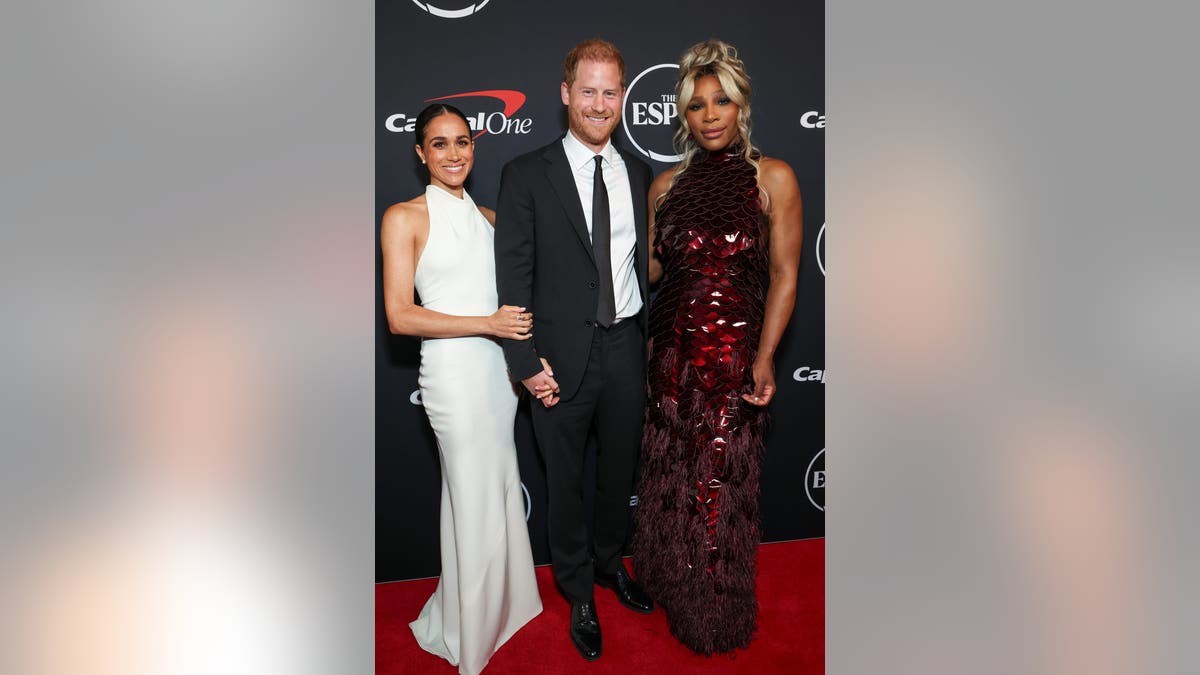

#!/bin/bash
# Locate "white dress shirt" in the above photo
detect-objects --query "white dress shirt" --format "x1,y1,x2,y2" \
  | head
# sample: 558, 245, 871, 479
562, 131, 643, 322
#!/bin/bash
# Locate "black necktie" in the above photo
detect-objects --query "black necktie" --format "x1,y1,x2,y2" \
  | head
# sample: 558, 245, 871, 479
592, 155, 616, 327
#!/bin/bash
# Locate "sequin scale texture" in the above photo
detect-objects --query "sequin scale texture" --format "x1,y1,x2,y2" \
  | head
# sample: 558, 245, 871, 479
632, 147, 769, 655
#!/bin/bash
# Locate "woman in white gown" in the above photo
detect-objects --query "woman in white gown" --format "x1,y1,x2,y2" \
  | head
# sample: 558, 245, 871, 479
380, 104, 543, 675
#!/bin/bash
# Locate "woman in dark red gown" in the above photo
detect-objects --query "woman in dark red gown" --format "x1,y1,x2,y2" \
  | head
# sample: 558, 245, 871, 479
631, 39, 804, 655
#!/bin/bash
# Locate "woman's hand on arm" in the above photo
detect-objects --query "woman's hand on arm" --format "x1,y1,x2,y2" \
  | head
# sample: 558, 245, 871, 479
485, 305, 533, 340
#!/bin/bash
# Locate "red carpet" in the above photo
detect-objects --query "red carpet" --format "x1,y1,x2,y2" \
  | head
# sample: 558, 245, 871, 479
377, 538, 823, 674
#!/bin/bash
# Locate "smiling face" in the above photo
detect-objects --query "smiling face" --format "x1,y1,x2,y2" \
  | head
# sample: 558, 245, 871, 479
415, 112, 474, 195
685, 74, 742, 152
561, 59, 624, 152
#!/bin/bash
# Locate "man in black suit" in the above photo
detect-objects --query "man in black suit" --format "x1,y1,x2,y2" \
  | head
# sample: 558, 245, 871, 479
494, 38, 654, 661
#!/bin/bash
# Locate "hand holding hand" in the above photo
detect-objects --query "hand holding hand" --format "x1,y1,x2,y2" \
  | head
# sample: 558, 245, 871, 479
742, 357, 776, 406
522, 357, 560, 407
488, 305, 533, 340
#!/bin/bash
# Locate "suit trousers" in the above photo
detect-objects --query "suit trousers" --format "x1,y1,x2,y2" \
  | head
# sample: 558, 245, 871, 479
530, 318, 646, 602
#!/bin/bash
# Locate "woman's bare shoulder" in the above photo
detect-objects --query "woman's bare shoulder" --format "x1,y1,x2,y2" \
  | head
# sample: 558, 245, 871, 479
757, 155, 798, 188
650, 167, 676, 195
381, 195, 428, 241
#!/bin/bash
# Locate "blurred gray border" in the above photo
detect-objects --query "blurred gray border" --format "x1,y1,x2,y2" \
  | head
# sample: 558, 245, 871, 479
829, 1, 1194, 673
5, 0, 1196, 671
2, 2, 374, 671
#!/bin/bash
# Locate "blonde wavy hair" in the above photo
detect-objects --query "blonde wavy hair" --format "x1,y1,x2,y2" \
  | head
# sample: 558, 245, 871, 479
661, 39, 763, 207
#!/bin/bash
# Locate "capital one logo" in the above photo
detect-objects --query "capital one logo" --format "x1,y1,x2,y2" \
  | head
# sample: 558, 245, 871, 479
622, 63, 683, 163
385, 90, 533, 139
793, 366, 826, 384
801, 110, 825, 129
805, 448, 825, 512
410, 0, 491, 18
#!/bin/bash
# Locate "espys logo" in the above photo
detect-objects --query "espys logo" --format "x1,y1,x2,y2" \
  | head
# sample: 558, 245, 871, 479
801, 111, 825, 129
792, 366, 826, 384
805, 448, 825, 512
386, 90, 533, 139
816, 222, 825, 276
410, 0, 491, 18
622, 63, 683, 163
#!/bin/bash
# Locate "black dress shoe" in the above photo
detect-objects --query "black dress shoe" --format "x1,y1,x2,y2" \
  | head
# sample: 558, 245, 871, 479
595, 564, 654, 614
569, 600, 602, 660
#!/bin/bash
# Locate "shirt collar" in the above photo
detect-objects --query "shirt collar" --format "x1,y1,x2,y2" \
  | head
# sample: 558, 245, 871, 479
562, 131, 616, 173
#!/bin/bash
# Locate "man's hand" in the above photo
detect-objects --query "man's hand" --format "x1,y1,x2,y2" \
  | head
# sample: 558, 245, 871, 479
521, 357, 560, 407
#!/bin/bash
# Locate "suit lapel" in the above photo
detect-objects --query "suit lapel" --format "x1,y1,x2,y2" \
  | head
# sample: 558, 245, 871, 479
542, 140, 596, 265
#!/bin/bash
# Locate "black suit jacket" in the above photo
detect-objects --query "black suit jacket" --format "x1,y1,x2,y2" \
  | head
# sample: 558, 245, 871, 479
494, 136, 652, 400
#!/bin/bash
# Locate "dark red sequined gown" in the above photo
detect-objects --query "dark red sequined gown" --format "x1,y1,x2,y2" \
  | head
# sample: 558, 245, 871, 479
632, 147, 768, 654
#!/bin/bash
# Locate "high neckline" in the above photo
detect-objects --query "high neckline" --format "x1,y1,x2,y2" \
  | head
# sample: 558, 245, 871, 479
426, 183, 467, 202
703, 143, 745, 163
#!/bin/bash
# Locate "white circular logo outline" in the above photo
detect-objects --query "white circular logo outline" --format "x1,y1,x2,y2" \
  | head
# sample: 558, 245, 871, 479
520, 481, 531, 522
805, 447, 825, 512
622, 63, 683, 163
409, 389, 422, 406
816, 222, 825, 276
410, 0, 491, 18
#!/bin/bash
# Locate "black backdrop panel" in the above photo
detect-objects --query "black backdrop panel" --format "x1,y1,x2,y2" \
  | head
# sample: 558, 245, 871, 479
378, 0, 824, 582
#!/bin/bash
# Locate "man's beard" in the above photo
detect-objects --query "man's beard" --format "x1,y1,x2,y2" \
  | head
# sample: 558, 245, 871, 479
569, 109, 617, 146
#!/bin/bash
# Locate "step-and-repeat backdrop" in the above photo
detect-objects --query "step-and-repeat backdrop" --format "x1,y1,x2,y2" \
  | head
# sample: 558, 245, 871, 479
377, 0, 823, 582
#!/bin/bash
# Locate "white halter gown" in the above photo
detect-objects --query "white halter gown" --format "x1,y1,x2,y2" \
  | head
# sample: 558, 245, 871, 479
408, 184, 542, 674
